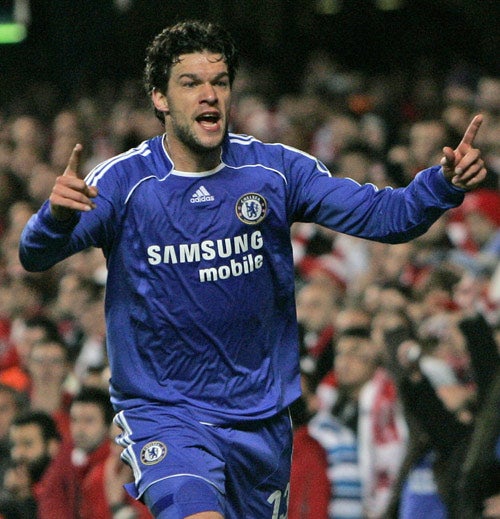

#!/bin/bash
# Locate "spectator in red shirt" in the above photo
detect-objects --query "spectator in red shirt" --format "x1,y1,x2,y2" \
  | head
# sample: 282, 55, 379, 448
36, 386, 113, 519
80, 422, 153, 519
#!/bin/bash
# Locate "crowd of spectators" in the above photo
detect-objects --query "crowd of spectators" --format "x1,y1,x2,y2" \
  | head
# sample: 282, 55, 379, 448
0, 47, 498, 518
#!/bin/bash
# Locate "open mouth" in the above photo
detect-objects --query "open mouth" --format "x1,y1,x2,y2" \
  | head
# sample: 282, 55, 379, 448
196, 112, 221, 129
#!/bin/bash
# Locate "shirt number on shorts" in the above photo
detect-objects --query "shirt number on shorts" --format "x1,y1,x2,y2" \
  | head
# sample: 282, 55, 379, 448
267, 483, 290, 519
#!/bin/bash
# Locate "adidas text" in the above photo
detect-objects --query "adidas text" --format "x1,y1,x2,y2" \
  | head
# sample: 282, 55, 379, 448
190, 186, 214, 203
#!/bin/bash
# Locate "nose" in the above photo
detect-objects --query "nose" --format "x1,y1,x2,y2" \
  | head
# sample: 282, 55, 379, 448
200, 83, 217, 104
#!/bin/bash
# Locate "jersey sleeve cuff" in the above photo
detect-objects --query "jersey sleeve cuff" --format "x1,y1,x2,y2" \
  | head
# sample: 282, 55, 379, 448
421, 165, 466, 206
37, 200, 81, 233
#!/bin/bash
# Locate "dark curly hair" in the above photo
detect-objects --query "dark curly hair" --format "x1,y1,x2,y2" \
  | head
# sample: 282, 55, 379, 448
144, 20, 239, 123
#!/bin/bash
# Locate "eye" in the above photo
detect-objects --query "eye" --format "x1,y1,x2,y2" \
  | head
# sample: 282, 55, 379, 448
182, 81, 196, 88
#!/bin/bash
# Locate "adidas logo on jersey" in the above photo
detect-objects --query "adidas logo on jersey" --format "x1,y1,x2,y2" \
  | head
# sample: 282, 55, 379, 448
190, 186, 214, 203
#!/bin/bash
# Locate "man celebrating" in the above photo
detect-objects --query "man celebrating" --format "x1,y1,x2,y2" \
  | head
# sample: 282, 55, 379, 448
19, 19, 486, 519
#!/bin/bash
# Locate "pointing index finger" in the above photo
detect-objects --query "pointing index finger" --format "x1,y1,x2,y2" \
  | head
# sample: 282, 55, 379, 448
460, 114, 483, 148
63, 143, 83, 178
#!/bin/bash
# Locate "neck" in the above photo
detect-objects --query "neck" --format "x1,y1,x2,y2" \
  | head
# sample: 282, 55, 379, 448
164, 135, 221, 172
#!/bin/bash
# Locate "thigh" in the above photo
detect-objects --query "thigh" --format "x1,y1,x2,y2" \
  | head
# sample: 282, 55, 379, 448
143, 475, 225, 519
219, 409, 293, 519
114, 406, 226, 501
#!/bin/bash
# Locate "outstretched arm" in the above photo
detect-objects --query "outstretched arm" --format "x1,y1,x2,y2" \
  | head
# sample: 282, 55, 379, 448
440, 114, 487, 190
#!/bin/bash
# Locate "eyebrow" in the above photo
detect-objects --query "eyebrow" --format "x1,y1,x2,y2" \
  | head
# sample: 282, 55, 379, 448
177, 72, 230, 82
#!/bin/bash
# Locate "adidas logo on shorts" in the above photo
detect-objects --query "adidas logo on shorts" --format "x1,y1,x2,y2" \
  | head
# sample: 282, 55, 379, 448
190, 185, 214, 203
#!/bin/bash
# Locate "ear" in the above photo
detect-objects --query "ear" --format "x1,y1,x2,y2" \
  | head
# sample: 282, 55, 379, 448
152, 88, 169, 115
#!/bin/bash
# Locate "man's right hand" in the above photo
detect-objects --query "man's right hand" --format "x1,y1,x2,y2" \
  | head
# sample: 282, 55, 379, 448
49, 143, 98, 220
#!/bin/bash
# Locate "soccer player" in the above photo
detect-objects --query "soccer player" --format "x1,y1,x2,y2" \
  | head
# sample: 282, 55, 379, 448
18, 19, 487, 519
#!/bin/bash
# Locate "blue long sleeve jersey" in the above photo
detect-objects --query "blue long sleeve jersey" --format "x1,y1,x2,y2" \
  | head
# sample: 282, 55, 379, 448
19, 133, 465, 424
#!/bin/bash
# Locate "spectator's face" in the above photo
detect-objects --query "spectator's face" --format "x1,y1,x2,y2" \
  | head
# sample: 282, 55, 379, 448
377, 287, 407, 311
28, 342, 68, 386
153, 52, 231, 155
296, 283, 336, 333
409, 121, 446, 166
476, 77, 500, 112
10, 424, 46, 465
70, 403, 108, 453
14, 325, 46, 364
464, 212, 496, 247
380, 242, 412, 280
54, 274, 91, 318
9, 423, 58, 483
334, 336, 377, 392
5, 281, 42, 331
10, 116, 43, 150
336, 151, 371, 184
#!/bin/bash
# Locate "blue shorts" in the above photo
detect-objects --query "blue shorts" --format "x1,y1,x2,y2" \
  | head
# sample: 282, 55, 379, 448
114, 403, 292, 518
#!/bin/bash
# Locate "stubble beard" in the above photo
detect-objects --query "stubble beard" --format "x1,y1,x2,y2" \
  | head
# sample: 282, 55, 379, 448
28, 453, 52, 483
172, 117, 227, 156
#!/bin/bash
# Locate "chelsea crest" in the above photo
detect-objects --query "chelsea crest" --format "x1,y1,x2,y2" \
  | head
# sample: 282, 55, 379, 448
236, 193, 267, 225
140, 441, 167, 465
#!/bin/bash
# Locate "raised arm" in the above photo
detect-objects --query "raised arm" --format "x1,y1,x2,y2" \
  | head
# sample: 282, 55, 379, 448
19, 144, 102, 272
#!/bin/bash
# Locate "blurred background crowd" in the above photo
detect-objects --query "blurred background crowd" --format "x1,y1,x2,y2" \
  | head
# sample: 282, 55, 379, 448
0, 1, 499, 518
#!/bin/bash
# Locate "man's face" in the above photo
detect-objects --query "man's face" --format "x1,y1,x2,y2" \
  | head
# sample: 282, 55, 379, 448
10, 424, 46, 465
70, 402, 108, 454
9, 423, 56, 483
334, 336, 377, 392
155, 52, 231, 157
15, 325, 46, 365
296, 283, 336, 333
28, 343, 68, 386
